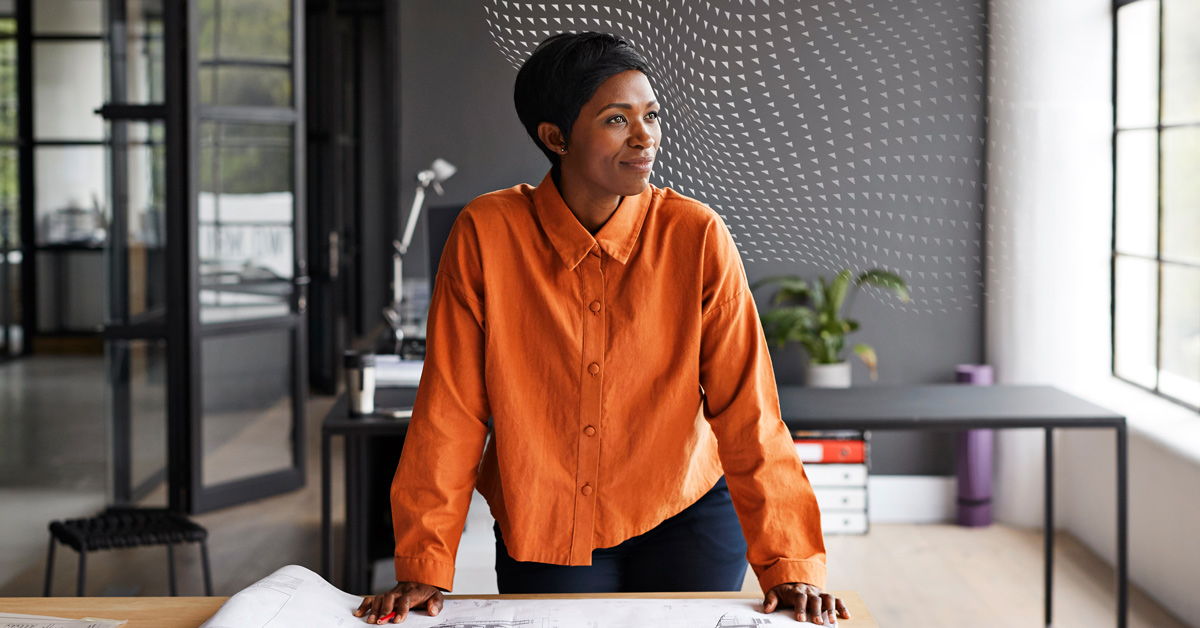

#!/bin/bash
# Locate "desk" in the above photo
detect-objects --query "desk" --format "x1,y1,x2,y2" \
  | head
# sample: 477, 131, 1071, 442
0, 592, 878, 627
321, 384, 1124, 628
321, 387, 416, 594
777, 384, 1126, 628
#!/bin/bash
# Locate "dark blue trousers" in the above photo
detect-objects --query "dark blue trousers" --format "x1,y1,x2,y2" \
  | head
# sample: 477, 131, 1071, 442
494, 476, 749, 593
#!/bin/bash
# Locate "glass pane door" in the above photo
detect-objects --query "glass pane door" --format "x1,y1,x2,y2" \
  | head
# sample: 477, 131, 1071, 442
102, 0, 305, 513
102, 0, 170, 505
187, 0, 306, 513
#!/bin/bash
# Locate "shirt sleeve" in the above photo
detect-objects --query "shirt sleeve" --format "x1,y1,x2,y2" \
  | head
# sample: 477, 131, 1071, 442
697, 211, 829, 593
390, 214, 491, 592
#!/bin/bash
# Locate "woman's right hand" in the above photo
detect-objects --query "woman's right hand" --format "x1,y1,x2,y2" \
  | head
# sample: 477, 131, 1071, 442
354, 581, 444, 624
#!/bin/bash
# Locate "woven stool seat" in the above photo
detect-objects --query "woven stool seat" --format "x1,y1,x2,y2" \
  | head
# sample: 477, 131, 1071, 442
45, 507, 212, 597
50, 508, 207, 551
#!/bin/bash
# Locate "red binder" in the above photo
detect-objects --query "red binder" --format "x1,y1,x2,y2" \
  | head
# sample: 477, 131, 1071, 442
793, 439, 865, 463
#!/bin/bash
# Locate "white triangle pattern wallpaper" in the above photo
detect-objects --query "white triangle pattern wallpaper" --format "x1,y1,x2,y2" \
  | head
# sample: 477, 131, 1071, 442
483, 0, 989, 318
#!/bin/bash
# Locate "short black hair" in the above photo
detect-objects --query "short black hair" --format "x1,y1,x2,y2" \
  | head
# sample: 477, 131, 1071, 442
514, 32, 651, 167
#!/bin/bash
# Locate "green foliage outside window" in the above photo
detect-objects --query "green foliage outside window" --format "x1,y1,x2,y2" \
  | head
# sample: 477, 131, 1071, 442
197, 0, 292, 108
196, 1, 294, 196
0, 22, 17, 248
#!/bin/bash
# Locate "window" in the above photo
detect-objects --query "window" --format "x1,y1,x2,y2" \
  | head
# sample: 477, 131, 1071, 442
1113, 0, 1200, 410
0, 12, 18, 357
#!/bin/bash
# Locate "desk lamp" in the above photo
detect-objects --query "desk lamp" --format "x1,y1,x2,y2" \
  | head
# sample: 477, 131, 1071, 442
385, 158, 456, 352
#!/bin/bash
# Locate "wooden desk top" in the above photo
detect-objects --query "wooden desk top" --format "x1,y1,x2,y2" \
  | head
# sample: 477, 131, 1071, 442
0, 591, 877, 627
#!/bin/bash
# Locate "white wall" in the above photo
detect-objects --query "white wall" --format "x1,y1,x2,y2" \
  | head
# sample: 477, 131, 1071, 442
984, 0, 1115, 530
985, 0, 1200, 624
1056, 390, 1200, 626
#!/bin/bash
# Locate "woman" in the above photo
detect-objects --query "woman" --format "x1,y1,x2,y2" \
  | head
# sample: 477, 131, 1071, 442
355, 32, 850, 625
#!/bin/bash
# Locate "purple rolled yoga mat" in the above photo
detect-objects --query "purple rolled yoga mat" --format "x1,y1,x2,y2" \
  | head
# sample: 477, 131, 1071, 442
956, 364, 994, 527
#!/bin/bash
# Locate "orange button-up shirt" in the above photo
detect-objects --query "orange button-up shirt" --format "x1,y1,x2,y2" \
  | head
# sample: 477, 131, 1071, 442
391, 170, 826, 593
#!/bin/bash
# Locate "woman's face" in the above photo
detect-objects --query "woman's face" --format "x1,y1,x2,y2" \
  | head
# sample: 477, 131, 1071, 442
561, 69, 661, 199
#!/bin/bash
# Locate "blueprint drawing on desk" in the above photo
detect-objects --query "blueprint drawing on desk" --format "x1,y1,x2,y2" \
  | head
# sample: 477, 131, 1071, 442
395, 598, 810, 628
198, 565, 814, 628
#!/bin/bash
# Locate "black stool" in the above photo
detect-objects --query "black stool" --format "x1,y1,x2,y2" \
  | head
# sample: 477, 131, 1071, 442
44, 507, 213, 596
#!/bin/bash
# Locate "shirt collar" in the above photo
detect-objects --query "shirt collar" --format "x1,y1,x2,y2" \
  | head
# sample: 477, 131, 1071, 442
533, 170, 652, 270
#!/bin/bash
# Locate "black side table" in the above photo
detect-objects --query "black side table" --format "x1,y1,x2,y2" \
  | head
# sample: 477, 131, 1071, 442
778, 384, 1128, 628
321, 387, 417, 594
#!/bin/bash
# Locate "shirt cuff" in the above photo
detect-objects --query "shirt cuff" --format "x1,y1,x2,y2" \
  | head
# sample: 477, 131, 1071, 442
393, 555, 456, 592
754, 558, 828, 593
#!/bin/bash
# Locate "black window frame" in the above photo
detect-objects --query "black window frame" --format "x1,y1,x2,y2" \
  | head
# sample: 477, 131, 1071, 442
1111, 0, 1200, 413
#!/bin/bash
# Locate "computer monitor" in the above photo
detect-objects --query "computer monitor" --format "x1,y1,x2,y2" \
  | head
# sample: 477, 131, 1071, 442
425, 204, 464, 297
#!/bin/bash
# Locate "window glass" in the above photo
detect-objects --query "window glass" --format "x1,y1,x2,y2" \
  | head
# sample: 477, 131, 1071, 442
0, 140, 15, 354
1161, 127, 1200, 264
115, 3, 166, 104
0, 35, 16, 140
1, 254, 19, 355
1114, 129, 1159, 257
198, 0, 292, 108
198, 122, 294, 323
200, 0, 291, 62
199, 65, 291, 108
34, 41, 108, 141
119, 122, 168, 321
1162, 0, 1200, 125
33, 0, 103, 35
117, 338, 170, 498
1114, 255, 1159, 389
200, 328, 295, 487
34, 146, 108, 245
0, 147, 16, 249
1116, 0, 1160, 130
1160, 264, 1200, 406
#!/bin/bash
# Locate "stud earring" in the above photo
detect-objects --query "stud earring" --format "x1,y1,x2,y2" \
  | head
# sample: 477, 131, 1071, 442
559, 147, 567, 153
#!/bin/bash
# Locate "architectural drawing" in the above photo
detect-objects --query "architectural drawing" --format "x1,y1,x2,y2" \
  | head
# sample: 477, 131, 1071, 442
714, 612, 774, 627
198, 566, 804, 628
388, 598, 800, 628
428, 621, 539, 628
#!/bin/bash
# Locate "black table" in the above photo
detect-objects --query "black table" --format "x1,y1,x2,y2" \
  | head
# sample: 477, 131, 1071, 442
777, 384, 1127, 628
321, 387, 416, 594
321, 383, 1127, 627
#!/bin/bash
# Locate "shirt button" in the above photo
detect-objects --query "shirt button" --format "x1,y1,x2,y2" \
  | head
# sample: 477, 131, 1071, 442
588, 363, 599, 375
581, 484, 593, 496
584, 426, 596, 436
589, 300, 601, 313
589, 245, 601, 257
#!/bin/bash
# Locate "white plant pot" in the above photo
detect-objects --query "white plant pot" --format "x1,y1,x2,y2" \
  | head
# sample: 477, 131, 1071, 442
806, 361, 852, 388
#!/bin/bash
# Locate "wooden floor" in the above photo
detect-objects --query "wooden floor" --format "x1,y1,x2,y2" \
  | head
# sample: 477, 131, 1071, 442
819, 525, 1189, 628
1, 392, 1190, 628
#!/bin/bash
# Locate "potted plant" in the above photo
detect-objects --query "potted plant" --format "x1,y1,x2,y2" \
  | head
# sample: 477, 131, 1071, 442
750, 268, 909, 387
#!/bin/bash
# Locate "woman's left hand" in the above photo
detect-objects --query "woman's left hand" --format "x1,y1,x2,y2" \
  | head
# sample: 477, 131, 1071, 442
764, 582, 851, 624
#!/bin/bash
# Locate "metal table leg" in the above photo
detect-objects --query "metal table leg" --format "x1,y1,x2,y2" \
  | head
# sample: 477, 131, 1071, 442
200, 539, 213, 596
344, 434, 365, 593
1044, 427, 1054, 628
353, 434, 370, 594
321, 426, 333, 580
1117, 423, 1128, 628
76, 549, 86, 597
44, 537, 55, 596
167, 542, 177, 596
342, 435, 354, 590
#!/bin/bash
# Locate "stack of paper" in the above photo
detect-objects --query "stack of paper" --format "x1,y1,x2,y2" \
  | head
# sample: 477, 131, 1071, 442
0, 614, 125, 628
374, 355, 424, 388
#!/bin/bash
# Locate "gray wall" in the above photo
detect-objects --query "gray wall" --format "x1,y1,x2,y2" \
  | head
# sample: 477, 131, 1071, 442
357, 16, 396, 335
397, 1, 547, 293
398, 0, 988, 476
